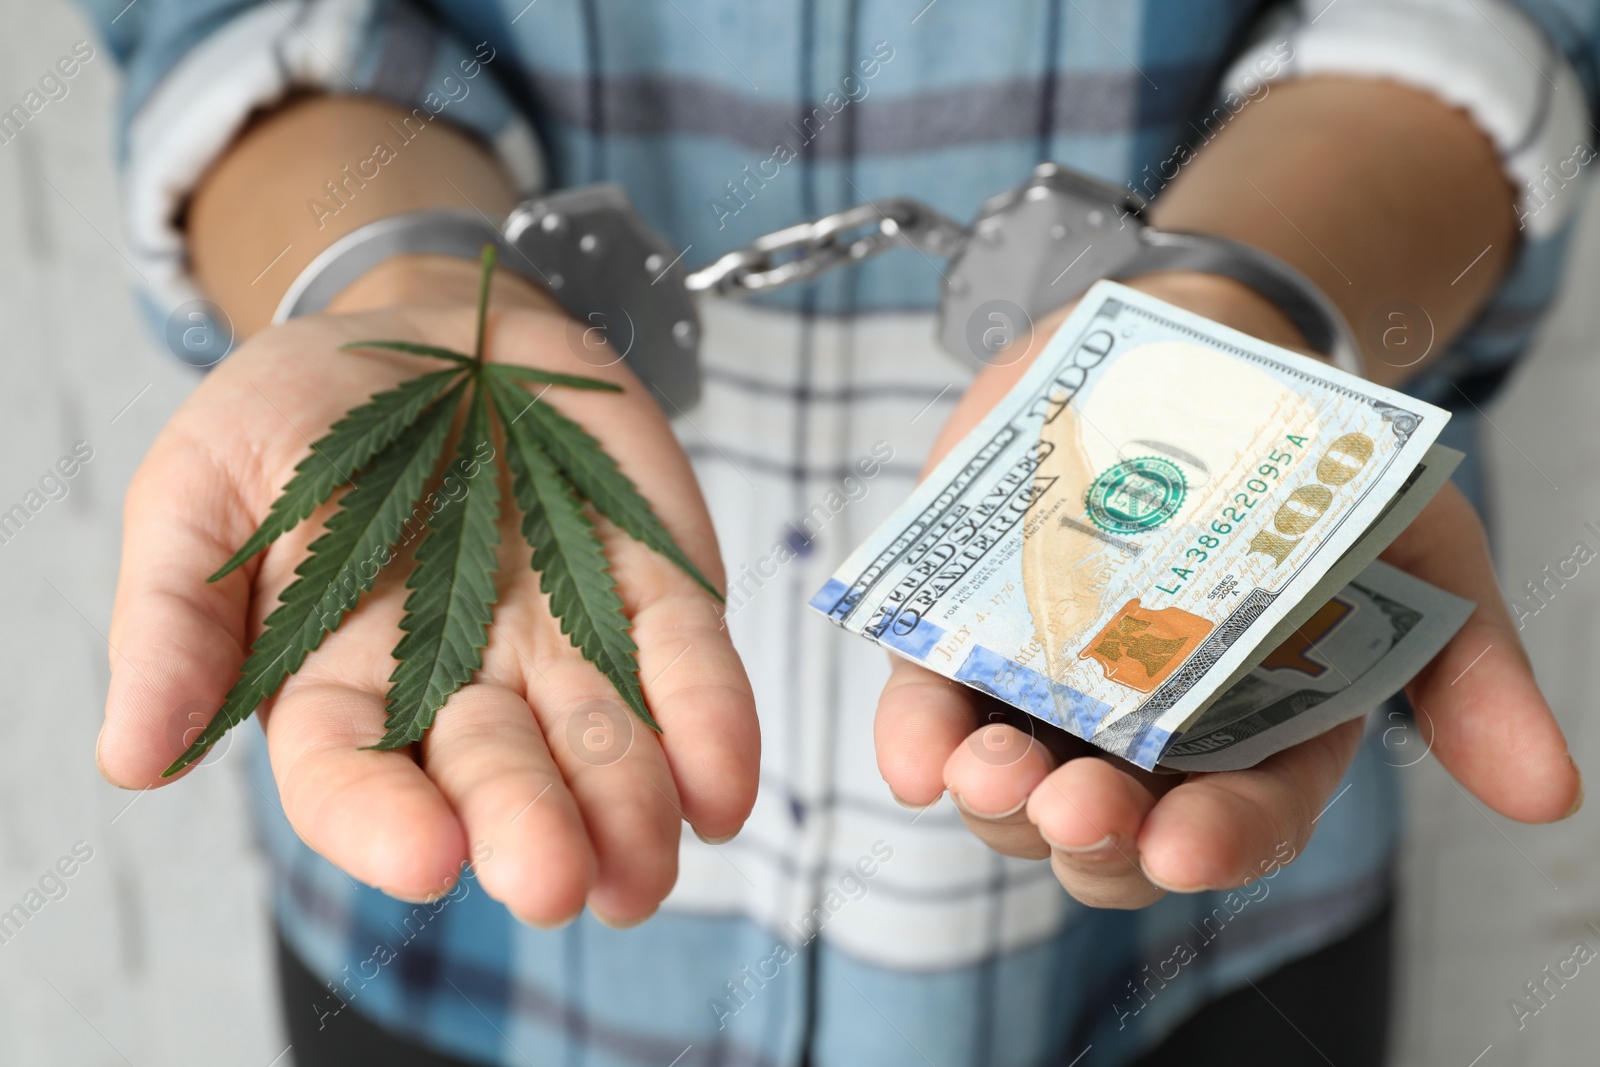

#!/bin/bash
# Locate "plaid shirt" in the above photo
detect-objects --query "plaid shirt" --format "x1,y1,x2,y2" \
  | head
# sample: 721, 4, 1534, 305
85, 0, 1598, 1063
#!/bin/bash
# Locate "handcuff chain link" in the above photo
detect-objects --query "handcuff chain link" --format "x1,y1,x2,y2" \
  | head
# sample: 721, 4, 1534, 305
683, 198, 969, 297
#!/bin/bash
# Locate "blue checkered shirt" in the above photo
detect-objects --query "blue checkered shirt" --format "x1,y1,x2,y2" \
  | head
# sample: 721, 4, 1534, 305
83, 1, 1600, 1064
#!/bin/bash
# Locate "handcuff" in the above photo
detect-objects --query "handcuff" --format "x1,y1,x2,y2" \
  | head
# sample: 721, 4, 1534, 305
274, 162, 1363, 409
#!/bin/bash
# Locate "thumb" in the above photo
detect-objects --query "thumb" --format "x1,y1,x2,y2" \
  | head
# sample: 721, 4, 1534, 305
102, 437, 255, 787
1383, 482, 1580, 823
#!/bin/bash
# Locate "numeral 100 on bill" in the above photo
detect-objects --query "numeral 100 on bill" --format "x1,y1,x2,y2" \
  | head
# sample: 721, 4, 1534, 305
1247, 433, 1375, 565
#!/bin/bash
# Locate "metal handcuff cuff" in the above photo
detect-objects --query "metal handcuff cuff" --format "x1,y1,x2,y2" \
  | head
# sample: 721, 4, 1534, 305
274, 162, 1363, 410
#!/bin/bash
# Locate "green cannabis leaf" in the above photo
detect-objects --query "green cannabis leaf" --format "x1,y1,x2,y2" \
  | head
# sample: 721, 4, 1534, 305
164, 245, 719, 776
378, 386, 500, 749
490, 374, 654, 731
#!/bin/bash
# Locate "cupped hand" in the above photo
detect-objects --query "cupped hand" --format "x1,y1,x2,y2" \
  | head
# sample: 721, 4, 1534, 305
874, 274, 1580, 910
98, 257, 758, 928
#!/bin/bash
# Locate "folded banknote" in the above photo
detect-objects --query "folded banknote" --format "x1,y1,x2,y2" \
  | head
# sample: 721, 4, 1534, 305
1158, 559, 1470, 772
810, 281, 1471, 770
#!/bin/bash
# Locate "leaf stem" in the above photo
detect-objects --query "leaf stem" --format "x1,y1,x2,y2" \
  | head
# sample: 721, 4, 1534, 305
473, 243, 496, 367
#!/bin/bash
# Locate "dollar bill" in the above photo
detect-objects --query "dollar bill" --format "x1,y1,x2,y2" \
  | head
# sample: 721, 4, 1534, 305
1177, 441, 1461, 731
1157, 560, 1471, 772
811, 281, 1461, 770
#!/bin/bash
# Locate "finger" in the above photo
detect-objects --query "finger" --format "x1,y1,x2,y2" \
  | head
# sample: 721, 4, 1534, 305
419, 683, 595, 927
1137, 717, 1364, 893
1382, 483, 1581, 822
629, 591, 759, 841
102, 324, 460, 787
522, 658, 683, 927
918, 305, 1084, 475
102, 436, 256, 787
495, 310, 759, 840
266, 680, 468, 899
875, 656, 983, 806
1026, 756, 1166, 909
945, 720, 1060, 860
490, 310, 728, 586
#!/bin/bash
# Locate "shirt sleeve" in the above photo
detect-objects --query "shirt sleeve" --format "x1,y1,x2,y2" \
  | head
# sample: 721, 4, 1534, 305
76, 0, 544, 329
1219, 0, 1599, 407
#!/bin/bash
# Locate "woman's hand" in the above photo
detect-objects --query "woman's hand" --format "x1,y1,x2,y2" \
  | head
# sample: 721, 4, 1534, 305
97, 256, 759, 928
872, 273, 1580, 910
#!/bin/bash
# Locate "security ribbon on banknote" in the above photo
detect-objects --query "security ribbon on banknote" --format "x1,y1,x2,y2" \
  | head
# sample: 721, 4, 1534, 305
811, 281, 1472, 771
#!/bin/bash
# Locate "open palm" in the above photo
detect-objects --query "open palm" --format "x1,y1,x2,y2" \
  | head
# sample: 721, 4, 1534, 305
875, 286, 1581, 909
98, 297, 758, 928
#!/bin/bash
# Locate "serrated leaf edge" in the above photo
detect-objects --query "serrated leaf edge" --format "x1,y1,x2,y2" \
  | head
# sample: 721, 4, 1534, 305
487, 374, 659, 732
207, 368, 464, 582
164, 383, 465, 775
370, 384, 502, 749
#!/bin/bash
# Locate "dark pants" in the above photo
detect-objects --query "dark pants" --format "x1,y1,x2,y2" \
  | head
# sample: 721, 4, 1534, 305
1128, 896, 1393, 1067
279, 898, 1393, 1066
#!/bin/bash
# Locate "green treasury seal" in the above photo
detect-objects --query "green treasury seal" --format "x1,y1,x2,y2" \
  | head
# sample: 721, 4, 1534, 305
1085, 456, 1187, 535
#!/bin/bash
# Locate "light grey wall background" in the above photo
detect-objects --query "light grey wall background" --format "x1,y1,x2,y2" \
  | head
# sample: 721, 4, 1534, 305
0, 3, 280, 1064
0, 1, 1595, 1064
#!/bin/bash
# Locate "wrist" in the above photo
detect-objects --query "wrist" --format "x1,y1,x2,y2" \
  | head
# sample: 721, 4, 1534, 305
189, 96, 522, 336
1037, 269, 1318, 363
1119, 270, 1310, 354
324, 253, 563, 317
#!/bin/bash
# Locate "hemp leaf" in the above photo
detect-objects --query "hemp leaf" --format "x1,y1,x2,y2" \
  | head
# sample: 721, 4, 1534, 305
163, 246, 718, 776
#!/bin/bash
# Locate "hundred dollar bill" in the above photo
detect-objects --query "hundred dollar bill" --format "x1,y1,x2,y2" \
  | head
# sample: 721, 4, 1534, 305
1157, 560, 1471, 773
811, 281, 1457, 770
1177, 441, 1461, 730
